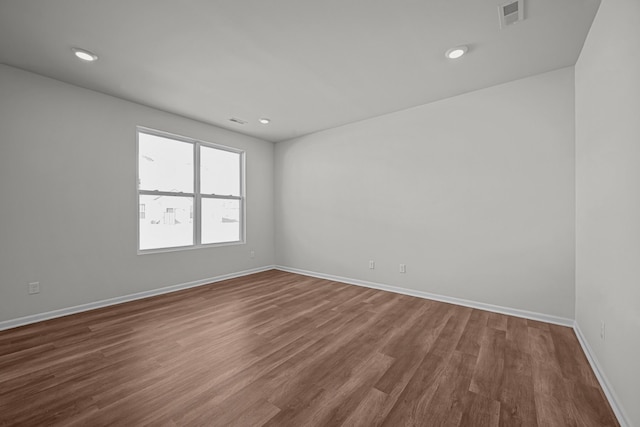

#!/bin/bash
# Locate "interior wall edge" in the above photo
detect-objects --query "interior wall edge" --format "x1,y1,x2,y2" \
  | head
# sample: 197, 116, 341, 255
574, 321, 631, 427
275, 265, 574, 327
0, 265, 276, 332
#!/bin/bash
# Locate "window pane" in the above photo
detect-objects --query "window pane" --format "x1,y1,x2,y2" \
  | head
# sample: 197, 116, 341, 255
200, 146, 240, 196
139, 195, 193, 250
202, 198, 241, 244
139, 132, 193, 193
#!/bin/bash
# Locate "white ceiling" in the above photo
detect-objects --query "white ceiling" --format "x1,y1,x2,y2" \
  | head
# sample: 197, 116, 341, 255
0, 0, 600, 142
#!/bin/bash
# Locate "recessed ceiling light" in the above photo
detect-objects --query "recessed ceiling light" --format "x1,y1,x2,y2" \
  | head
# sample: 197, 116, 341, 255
445, 46, 468, 60
259, 118, 271, 125
72, 47, 98, 62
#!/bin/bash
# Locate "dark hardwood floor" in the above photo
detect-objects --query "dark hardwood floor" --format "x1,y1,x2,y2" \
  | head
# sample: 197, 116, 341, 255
0, 270, 618, 426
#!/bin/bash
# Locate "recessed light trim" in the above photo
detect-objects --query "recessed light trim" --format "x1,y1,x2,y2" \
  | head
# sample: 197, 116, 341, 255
72, 47, 98, 62
259, 118, 271, 125
445, 45, 468, 60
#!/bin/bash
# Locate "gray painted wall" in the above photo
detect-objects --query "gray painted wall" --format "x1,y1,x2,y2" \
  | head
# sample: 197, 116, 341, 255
575, 0, 640, 424
275, 67, 576, 319
0, 64, 275, 323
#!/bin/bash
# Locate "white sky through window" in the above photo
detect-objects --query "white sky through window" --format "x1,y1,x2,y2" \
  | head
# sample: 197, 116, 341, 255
139, 133, 193, 193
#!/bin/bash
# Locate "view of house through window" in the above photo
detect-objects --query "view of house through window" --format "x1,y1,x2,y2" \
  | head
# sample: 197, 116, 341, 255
137, 128, 244, 251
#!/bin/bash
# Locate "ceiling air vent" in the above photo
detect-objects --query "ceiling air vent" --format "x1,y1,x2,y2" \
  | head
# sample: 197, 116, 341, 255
499, 0, 524, 29
229, 117, 248, 125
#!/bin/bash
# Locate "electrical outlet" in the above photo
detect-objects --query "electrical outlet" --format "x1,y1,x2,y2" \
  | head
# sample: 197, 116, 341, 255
399, 264, 406, 273
28, 282, 40, 295
369, 260, 375, 269
600, 321, 605, 340
250, 250, 255, 259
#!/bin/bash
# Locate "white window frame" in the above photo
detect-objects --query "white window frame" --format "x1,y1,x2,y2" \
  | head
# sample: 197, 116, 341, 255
136, 126, 246, 254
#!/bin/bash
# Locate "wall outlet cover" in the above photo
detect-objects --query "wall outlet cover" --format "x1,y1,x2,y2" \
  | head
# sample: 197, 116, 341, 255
28, 282, 40, 295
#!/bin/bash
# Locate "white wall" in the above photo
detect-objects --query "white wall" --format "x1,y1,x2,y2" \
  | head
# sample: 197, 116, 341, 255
575, 0, 640, 424
275, 67, 576, 319
0, 65, 275, 323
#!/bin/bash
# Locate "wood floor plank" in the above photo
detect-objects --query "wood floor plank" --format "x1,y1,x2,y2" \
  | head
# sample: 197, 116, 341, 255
456, 309, 489, 356
0, 270, 620, 426
548, 324, 599, 388
373, 302, 453, 396
499, 340, 537, 427
339, 387, 390, 427
380, 308, 472, 426
265, 351, 393, 427
469, 327, 506, 400
380, 352, 448, 426
528, 326, 567, 399
534, 392, 575, 427
487, 312, 509, 331
564, 378, 619, 427
459, 391, 501, 427
419, 350, 477, 426
526, 318, 551, 331
506, 316, 530, 354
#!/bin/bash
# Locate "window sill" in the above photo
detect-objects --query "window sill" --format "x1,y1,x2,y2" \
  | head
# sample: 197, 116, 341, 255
137, 240, 246, 255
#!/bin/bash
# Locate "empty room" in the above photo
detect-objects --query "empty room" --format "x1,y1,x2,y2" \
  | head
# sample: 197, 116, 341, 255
0, 0, 638, 425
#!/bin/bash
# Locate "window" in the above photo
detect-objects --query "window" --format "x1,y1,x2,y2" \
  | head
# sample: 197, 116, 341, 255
137, 127, 244, 252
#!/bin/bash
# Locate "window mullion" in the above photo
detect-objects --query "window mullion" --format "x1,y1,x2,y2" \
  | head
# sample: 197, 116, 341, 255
194, 142, 201, 246
240, 152, 245, 243
200, 194, 242, 200
139, 190, 195, 197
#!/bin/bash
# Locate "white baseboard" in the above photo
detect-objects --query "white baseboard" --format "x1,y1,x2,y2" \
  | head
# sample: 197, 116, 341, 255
0, 265, 628, 426
0, 265, 276, 331
274, 265, 574, 327
574, 323, 631, 427
275, 265, 629, 426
